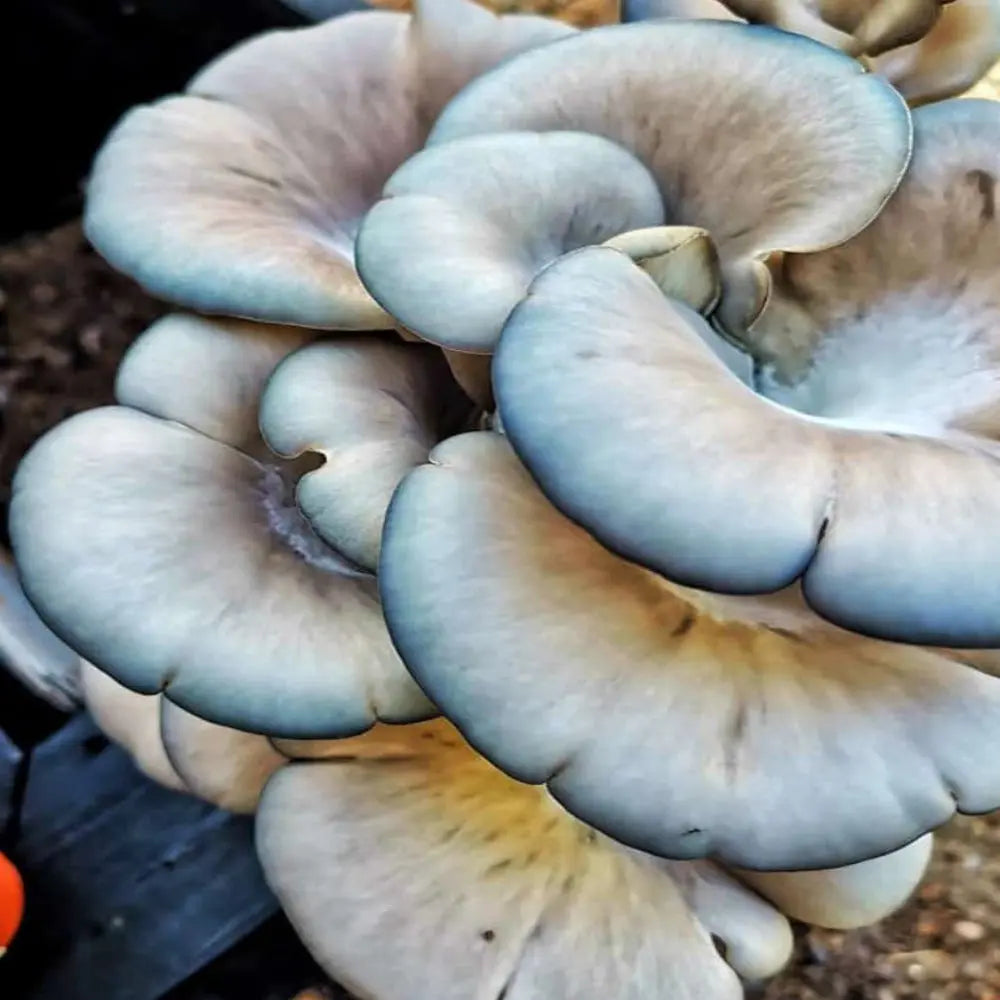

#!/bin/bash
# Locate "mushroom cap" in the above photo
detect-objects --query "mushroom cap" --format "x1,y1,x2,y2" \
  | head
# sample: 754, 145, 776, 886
82, 663, 287, 813
426, 19, 912, 333
160, 700, 287, 813
734, 834, 932, 929
78, 666, 932, 990
259, 338, 462, 570
11, 314, 432, 737
626, 0, 1000, 105
491, 144, 1000, 645
379, 430, 1000, 869
355, 131, 664, 351
739, 97, 1000, 644
877, 0, 1000, 103
257, 718, 792, 999
81, 661, 187, 793
714, 0, 945, 55
84, 0, 573, 329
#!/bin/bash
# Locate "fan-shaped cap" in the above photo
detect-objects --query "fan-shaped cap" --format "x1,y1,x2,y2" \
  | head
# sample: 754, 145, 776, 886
80, 666, 931, 987
257, 718, 793, 999
84, 0, 573, 329
427, 19, 912, 333
714, 0, 944, 55
356, 131, 664, 351
259, 338, 462, 570
379, 430, 1000, 869
11, 315, 432, 737
492, 189, 1000, 645
738, 97, 1000, 644
880, 0, 1000, 104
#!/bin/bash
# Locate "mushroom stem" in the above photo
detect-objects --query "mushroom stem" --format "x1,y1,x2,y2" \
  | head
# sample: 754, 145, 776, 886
603, 225, 721, 314
854, 0, 942, 55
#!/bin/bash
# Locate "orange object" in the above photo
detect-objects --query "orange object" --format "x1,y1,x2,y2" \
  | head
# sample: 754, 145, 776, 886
0, 851, 24, 955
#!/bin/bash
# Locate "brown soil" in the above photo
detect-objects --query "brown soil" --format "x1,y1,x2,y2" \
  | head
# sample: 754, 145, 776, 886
0, 222, 163, 547
1, 221, 998, 998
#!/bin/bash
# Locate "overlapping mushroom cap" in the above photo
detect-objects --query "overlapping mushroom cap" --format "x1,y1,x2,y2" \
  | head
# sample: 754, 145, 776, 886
358, 18, 912, 347
625, 0, 1000, 105
10, 4, 1000, 997
373, 88, 1000, 869
78, 664, 933, 999
9, 314, 469, 737
83, 0, 575, 330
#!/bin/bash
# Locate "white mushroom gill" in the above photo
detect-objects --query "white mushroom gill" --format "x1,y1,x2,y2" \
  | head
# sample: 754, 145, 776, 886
255, 464, 371, 579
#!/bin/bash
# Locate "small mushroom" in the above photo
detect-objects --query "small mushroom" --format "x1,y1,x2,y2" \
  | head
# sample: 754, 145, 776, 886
379, 430, 1000, 869
602, 226, 721, 313
83, 0, 573, 329
10, 314, 436, 737
425, 19, 912, 334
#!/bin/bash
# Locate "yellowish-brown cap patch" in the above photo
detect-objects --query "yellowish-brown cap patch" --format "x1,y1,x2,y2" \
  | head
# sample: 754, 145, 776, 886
369, 0, 620, 27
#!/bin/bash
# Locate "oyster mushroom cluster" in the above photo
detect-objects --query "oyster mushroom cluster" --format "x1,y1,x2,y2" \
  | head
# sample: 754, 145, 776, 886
9, 0, 1000, 996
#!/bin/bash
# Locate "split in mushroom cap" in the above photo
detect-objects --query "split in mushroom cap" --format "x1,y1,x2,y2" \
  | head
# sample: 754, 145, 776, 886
425, 19, 912, 334
355, 131, 665, 352
10, 314, 437, 738
379, 430, 1000, 869
259, 338, 465, 571
83, 0, 573, 329
627, 0, 1000, 105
